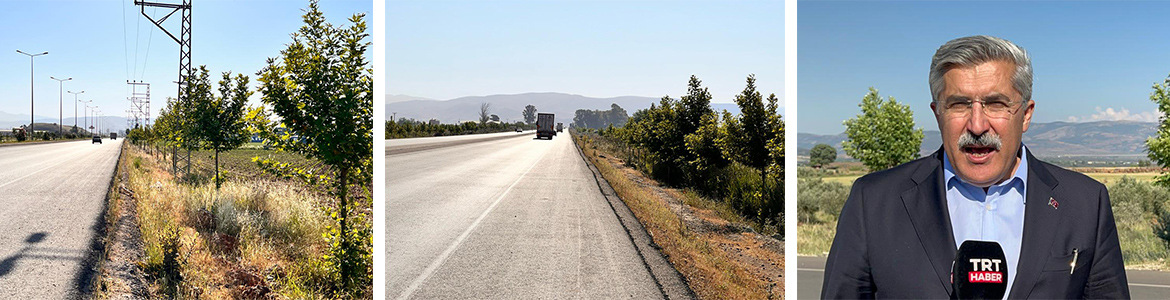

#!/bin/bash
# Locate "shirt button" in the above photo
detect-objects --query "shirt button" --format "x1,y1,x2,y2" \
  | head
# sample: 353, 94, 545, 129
986, 204, 993, 211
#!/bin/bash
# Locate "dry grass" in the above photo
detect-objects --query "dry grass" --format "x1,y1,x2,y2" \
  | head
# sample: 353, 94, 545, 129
124, 145, 361, 299
578, 135, 781, 300
796, 222, 836, 257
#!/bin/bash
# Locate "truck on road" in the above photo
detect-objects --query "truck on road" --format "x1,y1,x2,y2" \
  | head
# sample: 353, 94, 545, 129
556, 122, 563, 133
537, 113, 555, 140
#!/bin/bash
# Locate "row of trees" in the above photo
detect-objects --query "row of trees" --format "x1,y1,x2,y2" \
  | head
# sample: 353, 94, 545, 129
574, 103, 629, 129
386, 118, 532, 139
128, 1, 372, 295
601, 74, 784, 226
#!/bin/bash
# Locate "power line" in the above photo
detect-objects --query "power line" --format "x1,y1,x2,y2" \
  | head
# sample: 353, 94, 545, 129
122, 0, 130, 80
140, 7, 157, 80
133, 1, 142, 81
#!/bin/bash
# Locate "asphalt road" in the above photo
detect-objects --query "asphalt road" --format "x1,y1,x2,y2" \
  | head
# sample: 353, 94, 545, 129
388, 132, 665, 299
798, 255, 1170, 299
0, 139, 123, 299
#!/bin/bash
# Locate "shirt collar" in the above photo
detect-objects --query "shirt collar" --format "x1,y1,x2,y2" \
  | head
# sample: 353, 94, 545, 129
943, 144, 1029, 198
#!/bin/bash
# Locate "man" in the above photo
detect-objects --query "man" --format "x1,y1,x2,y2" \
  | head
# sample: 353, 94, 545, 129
821, 35, 1129, 299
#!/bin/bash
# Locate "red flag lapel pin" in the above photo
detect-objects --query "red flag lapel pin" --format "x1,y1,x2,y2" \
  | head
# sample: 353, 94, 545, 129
1048, 197, 1059, 210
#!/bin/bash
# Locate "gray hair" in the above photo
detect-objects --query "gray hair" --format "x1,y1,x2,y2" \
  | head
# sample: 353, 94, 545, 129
929, 35, 1032, 105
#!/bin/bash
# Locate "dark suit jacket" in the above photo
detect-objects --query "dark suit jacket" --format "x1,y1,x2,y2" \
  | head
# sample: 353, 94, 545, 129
821, 148, 1129, 299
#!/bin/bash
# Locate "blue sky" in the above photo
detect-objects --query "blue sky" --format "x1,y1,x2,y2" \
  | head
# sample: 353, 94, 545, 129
388, 0, 783, 104
0, 0, 371, 128
799, 1, 1170, 135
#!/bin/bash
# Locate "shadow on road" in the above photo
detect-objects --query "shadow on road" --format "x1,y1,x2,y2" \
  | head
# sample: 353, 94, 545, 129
0, 232, 84, 277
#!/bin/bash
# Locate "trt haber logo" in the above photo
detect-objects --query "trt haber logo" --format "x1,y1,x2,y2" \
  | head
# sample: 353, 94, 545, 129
967, 258, 1004, 283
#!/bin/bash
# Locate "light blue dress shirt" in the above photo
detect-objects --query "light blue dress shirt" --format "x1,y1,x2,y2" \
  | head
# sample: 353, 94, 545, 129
943, 145, 1028, 300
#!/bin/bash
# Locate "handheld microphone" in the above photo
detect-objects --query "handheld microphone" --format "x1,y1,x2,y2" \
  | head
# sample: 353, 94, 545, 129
951, 240, 1008, 300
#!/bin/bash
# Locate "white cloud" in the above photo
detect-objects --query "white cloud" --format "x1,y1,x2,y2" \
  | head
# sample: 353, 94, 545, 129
1067, 107, 1158, 123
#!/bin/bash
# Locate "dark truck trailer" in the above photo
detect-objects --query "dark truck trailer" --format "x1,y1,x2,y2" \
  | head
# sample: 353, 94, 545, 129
536, 113, 555, 139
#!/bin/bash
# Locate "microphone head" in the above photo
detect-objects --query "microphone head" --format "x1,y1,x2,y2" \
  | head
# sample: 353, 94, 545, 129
952, 240, 1008, 300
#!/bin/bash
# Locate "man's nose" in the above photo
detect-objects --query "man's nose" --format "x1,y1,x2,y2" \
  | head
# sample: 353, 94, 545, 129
966, 102, 990, 135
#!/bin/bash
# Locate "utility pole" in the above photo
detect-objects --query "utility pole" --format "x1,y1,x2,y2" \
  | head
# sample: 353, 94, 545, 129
17, 50, 48, 136
51, 76, 72, 137
136, 0, 191, 175
69, 90, 85, 133
81, 100, 93, 135
128, 81, 151, 129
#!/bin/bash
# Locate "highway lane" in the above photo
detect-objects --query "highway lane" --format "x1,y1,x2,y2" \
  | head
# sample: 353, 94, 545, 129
0, 139, 123, 299
797, 255, 1170, 299
388, 132, 664, 299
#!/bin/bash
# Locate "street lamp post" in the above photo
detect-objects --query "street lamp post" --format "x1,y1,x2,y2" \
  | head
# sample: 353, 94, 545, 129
81, 100, 92, 135
17, 50, 48, 135
69, 91, 84, 134
51, 76, 72, 137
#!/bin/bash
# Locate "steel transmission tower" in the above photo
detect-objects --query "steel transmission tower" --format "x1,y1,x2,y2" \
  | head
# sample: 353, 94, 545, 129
127, 81, 151, 130
135, 0, 191, 176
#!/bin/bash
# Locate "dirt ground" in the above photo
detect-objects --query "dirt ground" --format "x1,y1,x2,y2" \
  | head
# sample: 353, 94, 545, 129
600, 153, 785, 299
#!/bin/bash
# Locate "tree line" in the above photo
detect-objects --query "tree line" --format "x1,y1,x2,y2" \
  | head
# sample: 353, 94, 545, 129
594, 74, 784, 229
126, 1, 372, 295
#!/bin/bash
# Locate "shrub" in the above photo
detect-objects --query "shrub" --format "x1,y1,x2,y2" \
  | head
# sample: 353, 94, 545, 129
797, 177, 849, 224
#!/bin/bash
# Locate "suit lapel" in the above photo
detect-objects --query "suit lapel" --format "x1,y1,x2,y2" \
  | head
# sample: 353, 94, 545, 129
901, 149, 958, 296
1007, 149, 1062, 299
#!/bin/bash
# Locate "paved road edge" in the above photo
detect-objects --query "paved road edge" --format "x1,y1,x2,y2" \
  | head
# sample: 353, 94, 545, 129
569, 132, 697, 300
76, 141, 126, 298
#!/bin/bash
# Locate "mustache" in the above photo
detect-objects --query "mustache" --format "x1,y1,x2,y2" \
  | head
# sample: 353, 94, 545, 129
958, 131, 1002, 151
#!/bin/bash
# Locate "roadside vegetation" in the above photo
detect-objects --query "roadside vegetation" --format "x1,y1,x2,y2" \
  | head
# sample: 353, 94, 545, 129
104, 1, 372, 298
0, 124, 96, 144
386, 119, 533, 139
593, 75, 784, 232
576, 133, 783, 300
571, 74, 785, 299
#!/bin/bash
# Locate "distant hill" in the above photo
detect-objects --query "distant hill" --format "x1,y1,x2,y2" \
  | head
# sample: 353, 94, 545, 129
0, 110, 130, 134
386, 94, 435, 104
798, 120, 1156, 157
385, 92, 758, 125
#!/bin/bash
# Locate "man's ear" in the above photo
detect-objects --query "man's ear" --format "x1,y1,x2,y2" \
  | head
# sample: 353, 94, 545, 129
1021, 99, 1035, 132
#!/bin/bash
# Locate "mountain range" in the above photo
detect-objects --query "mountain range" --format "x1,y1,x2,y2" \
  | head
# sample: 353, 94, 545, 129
798, 120, 1158, 156
0, 110, 130, 134
386, 93, 747, 124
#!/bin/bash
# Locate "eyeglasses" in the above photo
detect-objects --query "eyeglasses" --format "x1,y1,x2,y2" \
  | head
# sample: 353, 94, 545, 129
939, 98, 1022, 119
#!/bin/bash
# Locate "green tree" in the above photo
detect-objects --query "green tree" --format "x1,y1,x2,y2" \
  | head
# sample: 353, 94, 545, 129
684, 112, 728, 191
725, 75, 772, 177
1146, 73, 1170, 186
679, 75, 713, 136
186, 66, 252, 189
842, 87, 924, 172
809, 144, 837, 168
254, 0, 372, 293
608, 103, 629, 127
523, 104, 538, 124
723, 75, 785, 222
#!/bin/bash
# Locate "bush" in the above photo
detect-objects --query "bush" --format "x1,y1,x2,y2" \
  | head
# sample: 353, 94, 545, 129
724, 162, 782, 223
797, 177, 849, 224
1106, 177, 1170, 264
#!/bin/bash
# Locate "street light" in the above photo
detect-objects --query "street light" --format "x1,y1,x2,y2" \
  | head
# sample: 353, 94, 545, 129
94, 108, 101, 136
69, 90, 84, 134
17, 50, 48, 135
80, 100, 92, 134
51, 76, 71, 137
